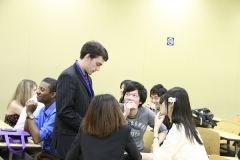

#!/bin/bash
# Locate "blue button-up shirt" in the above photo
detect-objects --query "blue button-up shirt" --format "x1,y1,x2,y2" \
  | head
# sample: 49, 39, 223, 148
34, 101, 56, 155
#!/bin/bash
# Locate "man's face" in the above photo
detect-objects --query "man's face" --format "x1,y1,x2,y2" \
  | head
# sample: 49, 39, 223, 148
36, 82, 52, 104
124, 90, 141, 107
150, 94, 160, 109
85, 55, 105, 75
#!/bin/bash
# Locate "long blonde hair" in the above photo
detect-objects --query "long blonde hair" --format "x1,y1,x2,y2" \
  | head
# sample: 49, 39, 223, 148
7, 79, 37, 108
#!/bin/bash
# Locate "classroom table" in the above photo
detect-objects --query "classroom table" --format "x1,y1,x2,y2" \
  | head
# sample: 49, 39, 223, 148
0, 120, 41, 160
209, 128, 240, 157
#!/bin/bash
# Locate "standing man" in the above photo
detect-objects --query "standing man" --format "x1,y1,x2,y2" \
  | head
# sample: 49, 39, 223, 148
51, 40, 109, 160
24, 77, 58, 159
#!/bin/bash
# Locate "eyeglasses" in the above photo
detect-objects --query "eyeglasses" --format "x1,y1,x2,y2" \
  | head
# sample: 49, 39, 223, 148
125, 93, 139, 98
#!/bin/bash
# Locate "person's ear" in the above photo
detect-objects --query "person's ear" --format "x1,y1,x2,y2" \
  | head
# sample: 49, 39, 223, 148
85, 53, 91, 61
50, 92, 56, 99
169, 102, 174, 109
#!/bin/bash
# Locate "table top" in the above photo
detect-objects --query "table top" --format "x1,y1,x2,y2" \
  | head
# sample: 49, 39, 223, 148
0, 138, 41, 148
0, 120, 41, 149
0, 120, 13, 129
209, 128, 240, 141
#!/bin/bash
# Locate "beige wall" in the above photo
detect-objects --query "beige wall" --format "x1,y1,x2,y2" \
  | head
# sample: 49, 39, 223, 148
0, 0, 240, 120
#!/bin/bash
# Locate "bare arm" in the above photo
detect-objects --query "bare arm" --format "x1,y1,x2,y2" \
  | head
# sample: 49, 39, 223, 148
153, 113, 165, 153
141, 153, 153, 160
7, 100, 23, 115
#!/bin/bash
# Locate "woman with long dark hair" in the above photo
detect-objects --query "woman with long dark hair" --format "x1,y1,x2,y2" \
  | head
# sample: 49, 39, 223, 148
142, 87, 208, 160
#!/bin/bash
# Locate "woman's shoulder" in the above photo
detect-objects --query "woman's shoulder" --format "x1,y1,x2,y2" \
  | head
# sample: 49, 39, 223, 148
7, 100, 23, 114
119, 125, 132, 134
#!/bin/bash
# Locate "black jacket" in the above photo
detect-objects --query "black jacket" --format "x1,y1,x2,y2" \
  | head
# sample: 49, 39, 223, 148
66, 125, 142, 160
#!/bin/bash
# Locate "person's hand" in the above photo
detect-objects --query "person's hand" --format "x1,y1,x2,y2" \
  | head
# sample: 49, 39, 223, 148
150, 144, 153, 153
124, 101, 137, 117
154, 112, 165, 130
26, 100, 38, 115
145, 102, 156, 110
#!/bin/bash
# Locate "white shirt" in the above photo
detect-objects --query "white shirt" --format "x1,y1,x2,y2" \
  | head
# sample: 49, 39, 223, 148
154, 123, 208, 160
14, 95, 44, 130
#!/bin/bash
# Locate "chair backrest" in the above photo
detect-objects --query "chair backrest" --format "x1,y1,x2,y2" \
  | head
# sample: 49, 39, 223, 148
233, 115, 240, 123
208, 154, 229, 160
143, 130, 154, 153
197, 127, 220, 155
214, 120, 240, 135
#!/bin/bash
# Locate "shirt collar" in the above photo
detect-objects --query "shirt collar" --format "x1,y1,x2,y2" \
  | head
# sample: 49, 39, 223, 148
44, 101, 56, 116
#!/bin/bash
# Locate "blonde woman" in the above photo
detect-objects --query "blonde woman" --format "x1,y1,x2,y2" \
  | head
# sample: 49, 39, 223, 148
4, 79, 37, 127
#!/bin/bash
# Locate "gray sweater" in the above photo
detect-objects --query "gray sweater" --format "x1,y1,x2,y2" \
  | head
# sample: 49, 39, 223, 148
120, 103, 168, 152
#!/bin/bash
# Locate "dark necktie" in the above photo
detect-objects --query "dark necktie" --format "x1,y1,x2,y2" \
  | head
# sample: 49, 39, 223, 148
84, 74, 89, 86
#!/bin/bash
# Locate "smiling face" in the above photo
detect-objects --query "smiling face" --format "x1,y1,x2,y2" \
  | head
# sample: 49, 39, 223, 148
150, 94, 161, 109
84, 54, 105, 75
36, 81, 52, 104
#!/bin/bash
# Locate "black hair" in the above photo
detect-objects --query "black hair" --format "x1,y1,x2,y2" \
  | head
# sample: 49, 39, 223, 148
123, 81, 147, 107
80, 40, 108, 61
42, 78, 57, 93
162, 87, 203, 145
150, 84, 167, 97
119, 80, 132, 103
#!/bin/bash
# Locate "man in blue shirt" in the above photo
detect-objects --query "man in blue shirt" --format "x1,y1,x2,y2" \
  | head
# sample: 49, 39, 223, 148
24, 77, 57, 159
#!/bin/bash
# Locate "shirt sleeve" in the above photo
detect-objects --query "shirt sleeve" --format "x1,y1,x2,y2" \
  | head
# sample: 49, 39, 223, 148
154, 124, 184, 160
148, 109, 168, 134
38, 112, 56, 141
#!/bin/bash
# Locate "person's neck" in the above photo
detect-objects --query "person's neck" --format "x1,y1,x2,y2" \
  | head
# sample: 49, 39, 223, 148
128, 109, 138, 118
169, 116, 172, 123
44, 99, 55, 109
78, 59, 86, 74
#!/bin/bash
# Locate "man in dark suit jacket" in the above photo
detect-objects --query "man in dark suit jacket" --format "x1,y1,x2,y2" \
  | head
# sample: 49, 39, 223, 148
50, 40, 109, 160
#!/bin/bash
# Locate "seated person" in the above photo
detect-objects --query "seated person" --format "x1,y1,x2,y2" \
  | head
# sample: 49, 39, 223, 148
5, 79, 37, 127
14, 94, 44, 130
66, 94, 141, 160
24, 78, 58, 159
120, 81, 168, 152
145, 84, 167, 114
119, 80, 132, 103
141, 87, 208, 160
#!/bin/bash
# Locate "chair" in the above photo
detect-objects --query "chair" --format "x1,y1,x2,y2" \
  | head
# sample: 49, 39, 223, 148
214, 120, 240, 155
197, 127, 221, 155
208, 154, 232, 160
233, 115, 240, 123
143, 130, 154, 153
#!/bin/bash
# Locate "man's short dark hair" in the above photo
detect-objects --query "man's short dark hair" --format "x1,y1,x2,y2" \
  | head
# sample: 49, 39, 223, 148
42, 78, 57, 93
150, 84, 167, 97
80, 40, 108, 61
123, 81, 147, 107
